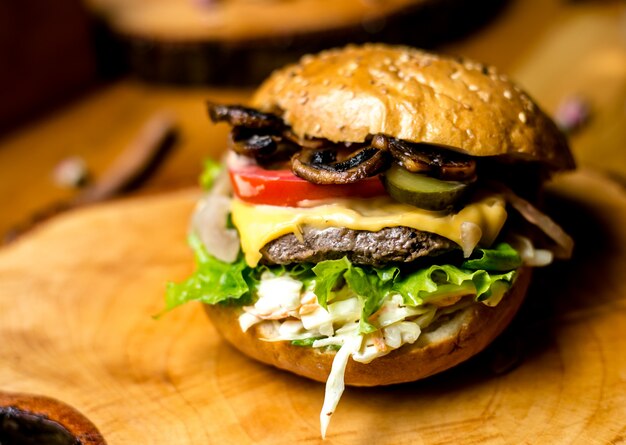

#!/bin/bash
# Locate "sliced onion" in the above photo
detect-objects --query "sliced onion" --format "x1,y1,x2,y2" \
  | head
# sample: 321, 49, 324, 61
460, 221, 482, 258
510, 235, 554, 267
191, 169, 240, 263
497, 185, 574, 259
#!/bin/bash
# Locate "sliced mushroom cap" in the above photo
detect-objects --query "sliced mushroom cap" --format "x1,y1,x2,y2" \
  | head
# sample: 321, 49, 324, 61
374, 134, 477, 181
207, 102, 284, 130
206, 104, 478, 184
229, 126, 279, 158
292, 146, 390, 184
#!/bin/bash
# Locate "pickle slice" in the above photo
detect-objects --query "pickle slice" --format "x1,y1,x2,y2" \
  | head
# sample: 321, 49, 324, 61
382, 164, 471, 210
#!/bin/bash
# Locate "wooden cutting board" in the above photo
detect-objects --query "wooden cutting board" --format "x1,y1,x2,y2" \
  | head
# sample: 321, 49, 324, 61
0, 169, 624, 444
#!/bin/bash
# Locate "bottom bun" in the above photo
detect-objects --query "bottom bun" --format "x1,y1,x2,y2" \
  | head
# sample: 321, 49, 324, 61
204, 267, 531, 387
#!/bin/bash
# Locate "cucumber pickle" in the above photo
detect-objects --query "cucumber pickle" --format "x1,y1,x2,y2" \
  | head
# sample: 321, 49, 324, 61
382, 164, 471, 210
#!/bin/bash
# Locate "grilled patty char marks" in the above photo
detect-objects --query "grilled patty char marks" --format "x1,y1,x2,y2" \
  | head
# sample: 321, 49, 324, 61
260, 226, 457, 266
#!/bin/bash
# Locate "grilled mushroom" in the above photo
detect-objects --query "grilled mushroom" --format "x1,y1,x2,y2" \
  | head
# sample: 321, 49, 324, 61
207, 102, 284, 130
207, 104, 476, 183
229, 126, 280, 157
292, 146, 390, 184
373, 134, 476, 181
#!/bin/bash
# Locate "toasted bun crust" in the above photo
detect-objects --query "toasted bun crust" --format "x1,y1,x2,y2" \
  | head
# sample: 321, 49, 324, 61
205, 267, 531, 387
251, 44, 573, 170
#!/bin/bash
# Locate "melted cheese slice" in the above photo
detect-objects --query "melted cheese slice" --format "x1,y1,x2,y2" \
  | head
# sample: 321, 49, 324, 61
231, 195, 508, 267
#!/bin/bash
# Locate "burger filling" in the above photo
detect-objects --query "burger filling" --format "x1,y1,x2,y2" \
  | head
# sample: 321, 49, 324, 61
167, 104, 573, 438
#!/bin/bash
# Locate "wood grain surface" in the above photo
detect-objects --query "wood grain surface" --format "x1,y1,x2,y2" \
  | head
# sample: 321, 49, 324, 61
0, 169, 624, 444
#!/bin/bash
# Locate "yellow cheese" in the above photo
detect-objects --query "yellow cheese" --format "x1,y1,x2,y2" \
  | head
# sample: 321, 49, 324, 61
231, 195, 508, 267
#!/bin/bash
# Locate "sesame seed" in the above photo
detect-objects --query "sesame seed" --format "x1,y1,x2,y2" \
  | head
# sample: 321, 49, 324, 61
315, 123, 322, 132
518, 112, 527, 123
503, 90, 513, 99
299, 96, 308, 105
450, 71, 461, 80
520, 94, 531, 106
478, 91, 490, 102
322, 79, 330, 86
464, 61, 477, 71
371, 70, 385, 79
468, 84, 478, 92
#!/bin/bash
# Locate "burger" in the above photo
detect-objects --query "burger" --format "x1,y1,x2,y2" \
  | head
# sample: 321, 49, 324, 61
166, 44, 574, 437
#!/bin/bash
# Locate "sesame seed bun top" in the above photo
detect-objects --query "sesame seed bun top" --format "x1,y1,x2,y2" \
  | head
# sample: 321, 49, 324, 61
251, 44, 574, 170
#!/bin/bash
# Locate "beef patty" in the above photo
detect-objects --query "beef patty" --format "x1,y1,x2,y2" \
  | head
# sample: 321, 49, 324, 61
260, 226, 457, 266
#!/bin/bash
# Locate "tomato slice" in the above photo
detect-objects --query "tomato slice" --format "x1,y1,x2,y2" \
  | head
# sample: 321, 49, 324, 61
229, 165, 387, 206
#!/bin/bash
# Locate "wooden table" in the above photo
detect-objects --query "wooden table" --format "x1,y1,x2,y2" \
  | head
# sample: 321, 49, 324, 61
0, 0, 625, 443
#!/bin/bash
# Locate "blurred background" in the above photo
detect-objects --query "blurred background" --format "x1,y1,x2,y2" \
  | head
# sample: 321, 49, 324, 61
0, 0, 625, 241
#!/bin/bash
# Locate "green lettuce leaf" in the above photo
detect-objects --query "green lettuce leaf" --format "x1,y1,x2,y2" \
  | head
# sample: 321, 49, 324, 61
165, 234, 252, 310
392, 264, 516, 306
313, 259, 398, 333
462, 243, 522, 271
199, 158, 222, 191
312, 257, 352, 309
291, 337, 322, 347
166, 238, 520, 333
